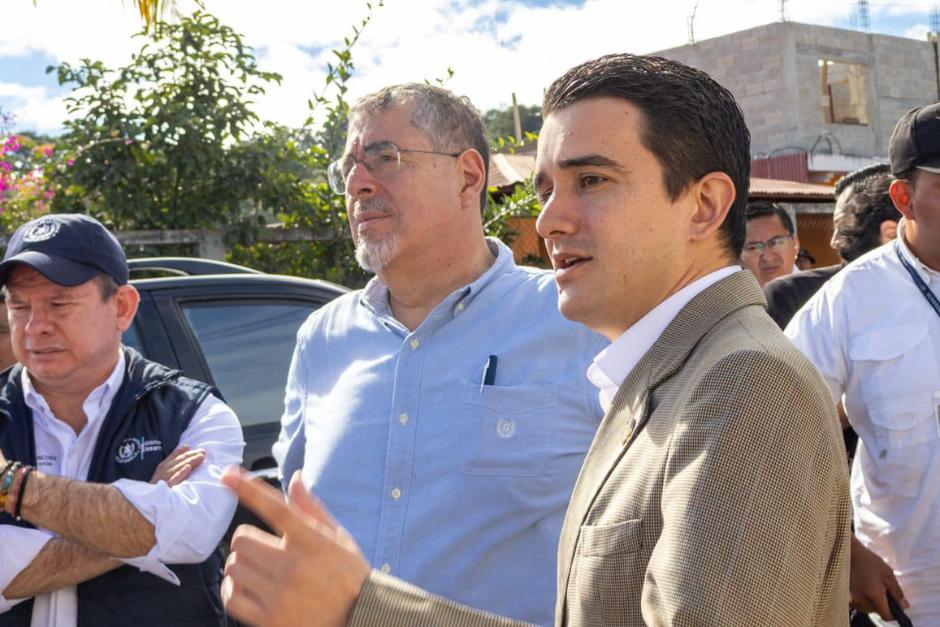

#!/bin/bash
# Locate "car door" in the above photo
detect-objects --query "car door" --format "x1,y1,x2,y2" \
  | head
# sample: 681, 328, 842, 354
125, 276, 344, 473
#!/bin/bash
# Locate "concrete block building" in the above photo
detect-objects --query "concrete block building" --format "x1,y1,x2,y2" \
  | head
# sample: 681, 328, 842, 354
656, 22, 939, 265
657, 22, 939, 180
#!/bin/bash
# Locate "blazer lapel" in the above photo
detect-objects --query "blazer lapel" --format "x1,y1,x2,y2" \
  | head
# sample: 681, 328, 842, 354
555, 271, 766, 622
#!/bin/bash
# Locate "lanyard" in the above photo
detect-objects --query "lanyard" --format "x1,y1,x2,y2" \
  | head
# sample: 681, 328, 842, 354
896, 240, 940, 320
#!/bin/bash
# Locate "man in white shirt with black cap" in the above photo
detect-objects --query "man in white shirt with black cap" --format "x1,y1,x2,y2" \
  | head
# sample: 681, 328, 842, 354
787, 101, 940, 626
0, 214, 244, 627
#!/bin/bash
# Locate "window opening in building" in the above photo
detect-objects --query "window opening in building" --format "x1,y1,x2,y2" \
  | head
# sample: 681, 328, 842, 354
819, 60, 869, 125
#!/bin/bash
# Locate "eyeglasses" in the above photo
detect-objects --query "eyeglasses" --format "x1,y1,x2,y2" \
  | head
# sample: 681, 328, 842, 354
741, 234, 794, 258
327, 142, 462, 195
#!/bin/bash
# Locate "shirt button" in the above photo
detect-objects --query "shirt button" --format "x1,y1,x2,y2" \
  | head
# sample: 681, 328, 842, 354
456, 302, 465, 312
410, 339, 420, 350
398, 413, 409, 425
380, 563, 391, 574
391, 487, 402, 500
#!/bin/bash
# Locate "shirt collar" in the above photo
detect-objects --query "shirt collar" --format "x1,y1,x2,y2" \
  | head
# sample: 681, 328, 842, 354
896, 218, 940, 283
23, 350, 127, 430
587, 265, 740, 412
359, 237, 514, 319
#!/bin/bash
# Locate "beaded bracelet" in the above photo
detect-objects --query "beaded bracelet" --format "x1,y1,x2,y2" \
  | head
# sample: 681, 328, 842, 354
0, 461, 22, 509
0, 463, 9, 509
0, 466, 23, 515
13, 466, 33, 520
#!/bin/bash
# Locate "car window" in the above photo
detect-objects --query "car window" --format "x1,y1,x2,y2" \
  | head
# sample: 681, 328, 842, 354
181, 301, 314, 427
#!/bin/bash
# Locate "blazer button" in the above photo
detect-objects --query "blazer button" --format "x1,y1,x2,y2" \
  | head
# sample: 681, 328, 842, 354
623, 418, 637, 443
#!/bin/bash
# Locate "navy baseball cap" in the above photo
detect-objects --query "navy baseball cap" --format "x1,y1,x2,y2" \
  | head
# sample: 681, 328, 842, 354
889, 101, 940, 176
0, 214, 129, 288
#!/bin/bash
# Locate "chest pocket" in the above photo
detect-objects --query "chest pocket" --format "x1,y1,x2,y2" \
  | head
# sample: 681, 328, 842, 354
461, 382, 558, 476
849, 320, 938, 407
849, 321, 938, 498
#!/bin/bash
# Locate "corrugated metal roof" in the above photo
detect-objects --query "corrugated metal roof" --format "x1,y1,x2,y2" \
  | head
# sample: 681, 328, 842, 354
749, 177, 834, 202
487, 154, 834, 203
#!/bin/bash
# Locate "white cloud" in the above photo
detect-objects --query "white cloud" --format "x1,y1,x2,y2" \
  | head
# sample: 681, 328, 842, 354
903, 23, 932, 41
0, 83, 68, 133
0, 0, 934, 135
0, 0, 141, 64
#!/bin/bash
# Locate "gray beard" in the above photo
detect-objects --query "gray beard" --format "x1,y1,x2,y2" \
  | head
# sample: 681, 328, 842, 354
355, 233, 400, 273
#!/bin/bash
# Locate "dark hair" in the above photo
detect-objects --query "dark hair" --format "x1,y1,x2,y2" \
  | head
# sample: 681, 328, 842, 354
95, 274, 119, 301
542, 53, 751, 257
832, 165, 899, 261
834, 163, 889, 196
745, 201, 794, 235
894, 167, 920, 189
351, 83, 490, 213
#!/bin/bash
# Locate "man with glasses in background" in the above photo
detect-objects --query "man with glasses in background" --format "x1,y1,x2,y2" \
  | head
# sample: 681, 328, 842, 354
740, 201, 800, 287
270, 83, 606, 626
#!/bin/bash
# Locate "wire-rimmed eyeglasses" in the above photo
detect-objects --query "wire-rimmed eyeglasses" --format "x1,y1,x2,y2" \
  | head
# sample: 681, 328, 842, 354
327, 141, 462, 195
740, 234, 794, 258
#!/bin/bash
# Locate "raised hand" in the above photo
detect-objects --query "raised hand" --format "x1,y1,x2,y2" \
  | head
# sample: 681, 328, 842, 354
221, 468, 370, 627
150, 446, 206, 486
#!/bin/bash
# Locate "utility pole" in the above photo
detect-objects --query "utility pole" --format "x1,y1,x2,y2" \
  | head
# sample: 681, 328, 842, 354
930, 6, 940, 100
779, 0, 787, 22
858, 0, 870, 30
511, 93, 522, 144
688, 0, 700, 44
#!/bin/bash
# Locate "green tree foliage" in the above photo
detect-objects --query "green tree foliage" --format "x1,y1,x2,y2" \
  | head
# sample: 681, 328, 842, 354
227, 3, 384, 288
483, 103, 542, 141
48, 11, 300, 233
39, 4, 544, 286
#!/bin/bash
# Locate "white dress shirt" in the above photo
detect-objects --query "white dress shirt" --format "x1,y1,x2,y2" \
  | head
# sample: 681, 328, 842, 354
588, 266, 741, 412
0, 352, 244, 627
786, 221, 940, 626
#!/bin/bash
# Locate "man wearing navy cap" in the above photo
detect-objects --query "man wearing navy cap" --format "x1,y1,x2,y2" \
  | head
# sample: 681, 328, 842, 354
788, 101, 940, 625
0, 214, 244, 627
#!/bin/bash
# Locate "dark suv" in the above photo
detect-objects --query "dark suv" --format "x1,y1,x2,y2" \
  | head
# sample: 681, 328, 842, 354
123, 258, 347, 480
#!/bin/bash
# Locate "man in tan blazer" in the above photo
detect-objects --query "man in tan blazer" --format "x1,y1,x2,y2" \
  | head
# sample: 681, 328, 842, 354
219, 53, 851, 627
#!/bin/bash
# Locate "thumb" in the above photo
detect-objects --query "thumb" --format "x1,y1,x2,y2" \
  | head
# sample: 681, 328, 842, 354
287, 470, 339, 531
885, 571, 909, 610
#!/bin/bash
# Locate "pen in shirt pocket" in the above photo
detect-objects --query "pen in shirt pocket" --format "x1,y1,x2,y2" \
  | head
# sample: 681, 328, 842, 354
479, 355, 498, 393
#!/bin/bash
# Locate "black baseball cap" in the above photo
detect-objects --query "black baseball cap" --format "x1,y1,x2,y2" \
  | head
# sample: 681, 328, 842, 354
889, 101, 940, 176
0, 214, 129, 288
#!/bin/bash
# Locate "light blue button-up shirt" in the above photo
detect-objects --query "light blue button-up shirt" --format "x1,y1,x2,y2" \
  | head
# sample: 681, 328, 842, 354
274, 238, 607, 626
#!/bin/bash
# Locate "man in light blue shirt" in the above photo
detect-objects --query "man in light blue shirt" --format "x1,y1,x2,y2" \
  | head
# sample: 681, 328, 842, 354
273, 83, 605, 626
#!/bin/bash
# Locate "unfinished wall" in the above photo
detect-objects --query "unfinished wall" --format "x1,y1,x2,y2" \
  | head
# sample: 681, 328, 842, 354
657, 22, 938, 158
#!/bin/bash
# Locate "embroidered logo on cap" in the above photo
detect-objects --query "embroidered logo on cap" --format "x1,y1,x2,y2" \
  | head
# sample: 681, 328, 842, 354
22, 218, 61, 243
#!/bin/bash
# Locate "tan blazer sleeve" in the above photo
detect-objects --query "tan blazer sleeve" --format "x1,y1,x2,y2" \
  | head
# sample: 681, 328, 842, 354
349, 571, 535, 627
641, 349, 850, 626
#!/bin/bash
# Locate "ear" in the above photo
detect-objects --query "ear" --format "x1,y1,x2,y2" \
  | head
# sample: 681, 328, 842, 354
114, 284, 141, 333
457, 148, 487, 211
879, 219, 898, 244
889, 179, 915, 221
688, 171, 736, 242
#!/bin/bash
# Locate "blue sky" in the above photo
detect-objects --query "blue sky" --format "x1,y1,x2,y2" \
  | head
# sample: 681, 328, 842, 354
1, 0, 936, 135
